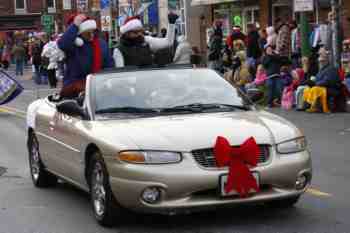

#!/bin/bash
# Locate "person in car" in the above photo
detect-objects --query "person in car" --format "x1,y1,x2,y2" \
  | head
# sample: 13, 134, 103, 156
58, 14, 114, 98
113, 14, 178, 67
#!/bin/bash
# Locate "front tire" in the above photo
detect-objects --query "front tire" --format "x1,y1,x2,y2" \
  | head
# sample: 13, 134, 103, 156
28, 132, 57, 187
89, 152, 121, 227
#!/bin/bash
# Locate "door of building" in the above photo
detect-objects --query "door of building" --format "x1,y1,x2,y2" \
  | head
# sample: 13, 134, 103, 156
242, 6, 259, 32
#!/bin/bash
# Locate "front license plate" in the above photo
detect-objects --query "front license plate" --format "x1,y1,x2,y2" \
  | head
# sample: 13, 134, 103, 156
219, 172, 260, 197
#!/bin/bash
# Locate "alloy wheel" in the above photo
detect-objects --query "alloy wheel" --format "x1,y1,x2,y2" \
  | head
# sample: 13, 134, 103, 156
30, 137, 40, 181
92, 162, 106, 217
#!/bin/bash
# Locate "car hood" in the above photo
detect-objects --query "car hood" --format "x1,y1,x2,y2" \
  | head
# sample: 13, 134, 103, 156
93, 111, 302, 152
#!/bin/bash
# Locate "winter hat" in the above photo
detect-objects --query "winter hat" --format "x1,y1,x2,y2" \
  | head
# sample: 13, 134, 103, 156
65, 14, 97, 46
78, 18, 97, 35
120, 16, 143, 35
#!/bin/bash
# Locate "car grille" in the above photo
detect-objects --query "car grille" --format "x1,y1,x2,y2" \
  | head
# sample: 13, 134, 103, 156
192, 145, 270, 168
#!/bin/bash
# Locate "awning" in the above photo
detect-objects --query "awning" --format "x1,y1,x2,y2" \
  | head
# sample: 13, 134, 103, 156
0, 14, 41, 31
191, 0, 237, 6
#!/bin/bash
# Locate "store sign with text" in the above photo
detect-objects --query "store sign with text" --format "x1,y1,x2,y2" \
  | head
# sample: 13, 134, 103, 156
294, 0, 314, 12
101, 9, 112, 32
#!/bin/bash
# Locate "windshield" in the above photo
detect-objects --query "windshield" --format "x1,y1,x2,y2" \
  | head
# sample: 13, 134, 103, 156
93, 69, 250, 114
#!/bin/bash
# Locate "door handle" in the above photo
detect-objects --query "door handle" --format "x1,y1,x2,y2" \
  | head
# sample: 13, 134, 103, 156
49, 121, 55, 131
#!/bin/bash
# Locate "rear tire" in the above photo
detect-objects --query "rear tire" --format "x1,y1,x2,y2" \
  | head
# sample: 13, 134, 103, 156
267, 195, 301, 209
88, 152, 122, 227
28, 132, 57, 188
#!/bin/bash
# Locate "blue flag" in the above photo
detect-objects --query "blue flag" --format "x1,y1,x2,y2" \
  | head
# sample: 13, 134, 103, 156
100, 0, 110, 9
0, 70, 23, 105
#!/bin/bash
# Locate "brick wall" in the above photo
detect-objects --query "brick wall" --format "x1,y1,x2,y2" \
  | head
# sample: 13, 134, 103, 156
259, 0, 269, 29
342, 1, 350, 38
0, 0, 14, 15
28, 0, 43, 13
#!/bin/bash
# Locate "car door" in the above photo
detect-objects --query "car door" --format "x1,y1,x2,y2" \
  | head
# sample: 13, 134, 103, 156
47, 110, 85, 183
35, 101, 61, 170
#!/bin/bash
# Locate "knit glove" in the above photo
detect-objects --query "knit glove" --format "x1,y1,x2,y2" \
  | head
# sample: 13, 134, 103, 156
168, 13, 179, 24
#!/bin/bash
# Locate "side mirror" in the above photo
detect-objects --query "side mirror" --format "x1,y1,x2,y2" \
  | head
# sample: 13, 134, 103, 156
56, 100, 86, 118
247, 88, 264, 103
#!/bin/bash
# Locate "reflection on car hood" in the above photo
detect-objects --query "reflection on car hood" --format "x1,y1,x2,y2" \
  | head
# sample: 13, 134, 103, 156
94, 111, 302, 152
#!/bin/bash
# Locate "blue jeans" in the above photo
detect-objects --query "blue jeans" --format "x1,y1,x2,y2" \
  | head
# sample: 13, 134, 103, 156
266, 77, 283, 106
15, 59, 24, 75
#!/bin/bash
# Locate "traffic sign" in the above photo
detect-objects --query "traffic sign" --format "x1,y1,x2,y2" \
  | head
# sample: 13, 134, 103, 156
41, 14, 54, 26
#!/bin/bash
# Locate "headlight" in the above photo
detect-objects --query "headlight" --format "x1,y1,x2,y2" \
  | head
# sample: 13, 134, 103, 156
117, 151, 182, 164
276, 137, 307, 154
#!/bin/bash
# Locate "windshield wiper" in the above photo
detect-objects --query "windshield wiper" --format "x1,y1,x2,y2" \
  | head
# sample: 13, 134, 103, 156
96, 107, 160, 114
161, 103, 250, 112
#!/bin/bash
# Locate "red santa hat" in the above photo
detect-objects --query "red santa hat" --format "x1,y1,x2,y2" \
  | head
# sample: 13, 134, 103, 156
64, 13, 102, 73
78, 17, 97, 34
66, 14, 97, 34
120, 16, 143, 35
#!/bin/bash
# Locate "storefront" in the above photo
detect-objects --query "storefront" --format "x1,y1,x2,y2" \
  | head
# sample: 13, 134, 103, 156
0, 14, 41, 31
211, 1, 260, 35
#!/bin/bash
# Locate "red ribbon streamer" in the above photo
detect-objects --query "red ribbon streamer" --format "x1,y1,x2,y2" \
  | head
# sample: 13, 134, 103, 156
214, 136, 260, 197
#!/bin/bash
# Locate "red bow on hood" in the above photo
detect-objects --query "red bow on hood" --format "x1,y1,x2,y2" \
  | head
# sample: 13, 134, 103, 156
214, 136, 260, 197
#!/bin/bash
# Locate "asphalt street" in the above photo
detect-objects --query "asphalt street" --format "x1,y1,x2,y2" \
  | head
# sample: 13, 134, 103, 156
0, 68, 350, 233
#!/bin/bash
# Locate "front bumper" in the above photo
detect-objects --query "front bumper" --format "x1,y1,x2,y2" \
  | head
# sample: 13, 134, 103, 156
106, 150, 312, 214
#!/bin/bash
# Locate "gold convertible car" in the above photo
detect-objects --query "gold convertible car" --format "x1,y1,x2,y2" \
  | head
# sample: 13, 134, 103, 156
26, 66, 312, 227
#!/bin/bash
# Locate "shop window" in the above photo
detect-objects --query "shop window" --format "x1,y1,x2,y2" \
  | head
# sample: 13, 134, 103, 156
47, 0, 56, 13
214, 5, 231, 38
15, 0, 26, 14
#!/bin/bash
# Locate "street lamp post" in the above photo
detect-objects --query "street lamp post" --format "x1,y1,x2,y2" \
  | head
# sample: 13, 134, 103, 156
331, 0, 342, 68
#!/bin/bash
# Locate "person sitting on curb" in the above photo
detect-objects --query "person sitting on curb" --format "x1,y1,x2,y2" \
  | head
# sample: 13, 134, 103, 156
303, 48, 342, 113
113, 14, 178, 67
58, 14, 114, 99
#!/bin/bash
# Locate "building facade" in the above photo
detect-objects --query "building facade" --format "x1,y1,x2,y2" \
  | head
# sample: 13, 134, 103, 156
189, 0, 350, 53
0, 0, 42, 31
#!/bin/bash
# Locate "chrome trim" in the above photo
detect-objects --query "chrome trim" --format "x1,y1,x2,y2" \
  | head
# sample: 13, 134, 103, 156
46, 168, 89, 192
36, 131, 81, 153
86, 74, 94, 121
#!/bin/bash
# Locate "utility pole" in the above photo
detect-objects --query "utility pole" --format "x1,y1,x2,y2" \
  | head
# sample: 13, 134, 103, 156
331, 0, 342, 68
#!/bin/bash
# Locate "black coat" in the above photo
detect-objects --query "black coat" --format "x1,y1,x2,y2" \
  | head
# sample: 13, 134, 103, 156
262, 54, 281, 77
247, 31, 261, 59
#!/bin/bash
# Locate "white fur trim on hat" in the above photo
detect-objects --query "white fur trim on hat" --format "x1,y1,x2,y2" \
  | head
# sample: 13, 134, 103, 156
75, 37, 84, 47
120, 19, 143, 34
79, 19, 97, 34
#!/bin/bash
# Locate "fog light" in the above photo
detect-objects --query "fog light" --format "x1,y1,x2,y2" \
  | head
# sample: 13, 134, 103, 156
295, 174, 308, 190
142, 187, 161, 204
